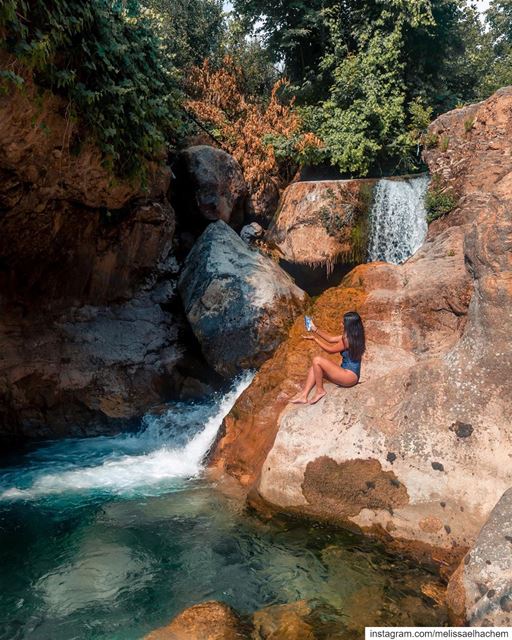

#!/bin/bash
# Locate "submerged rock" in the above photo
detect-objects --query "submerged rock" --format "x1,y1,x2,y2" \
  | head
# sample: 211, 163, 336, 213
211, 87, 512, 563
173, 145, 248, 232
144, 601, 247, 640
178, 221, 306, 377
252, 601, 314, 640
144, 600, 314, 640
447, 487, 512, 626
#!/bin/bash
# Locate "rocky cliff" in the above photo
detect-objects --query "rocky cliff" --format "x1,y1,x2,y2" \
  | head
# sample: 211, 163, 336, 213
0, 70, 201, 440
210, 87, 512, 570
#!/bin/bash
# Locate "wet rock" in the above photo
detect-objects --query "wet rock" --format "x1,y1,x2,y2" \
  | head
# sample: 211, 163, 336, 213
447, 487, 512, 626
144, 601, 248, 640
173, 145, 248, 232
251, 601, 314, 640
0, 277, 207, 440
301, 457, 409, 519
178, 221, 306, 377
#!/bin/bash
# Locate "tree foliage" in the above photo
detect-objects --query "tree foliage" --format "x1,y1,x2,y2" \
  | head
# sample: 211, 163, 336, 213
140, 0, 225, 71
0, 0, 185, 177
477, 0, 512, 97
217, 14, 279, 101
233, 0, 488, 176
186, 56, 322, 201
2, 0, 510, 183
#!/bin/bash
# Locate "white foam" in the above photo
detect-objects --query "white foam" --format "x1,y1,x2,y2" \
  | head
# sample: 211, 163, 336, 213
367, 175, 429, 264
0, 373, 253, 500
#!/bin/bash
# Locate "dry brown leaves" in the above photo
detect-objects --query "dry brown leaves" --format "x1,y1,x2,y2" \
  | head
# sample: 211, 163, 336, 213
186, 56, 322, 201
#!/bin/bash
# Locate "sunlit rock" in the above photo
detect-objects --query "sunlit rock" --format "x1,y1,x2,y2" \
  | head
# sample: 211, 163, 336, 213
211, 87, 512, 564
447, 487, 512, 626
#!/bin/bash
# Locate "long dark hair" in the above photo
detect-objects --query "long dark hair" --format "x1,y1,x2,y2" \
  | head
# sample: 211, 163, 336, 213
343, 311, 365, 361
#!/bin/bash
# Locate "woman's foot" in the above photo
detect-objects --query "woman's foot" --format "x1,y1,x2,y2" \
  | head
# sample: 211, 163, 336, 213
289, 393, 309, 404
308, 390, 326, 405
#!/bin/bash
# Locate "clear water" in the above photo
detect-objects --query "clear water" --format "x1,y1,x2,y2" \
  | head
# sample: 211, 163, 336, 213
0, 376, 447, 639
367, 175, 429, 264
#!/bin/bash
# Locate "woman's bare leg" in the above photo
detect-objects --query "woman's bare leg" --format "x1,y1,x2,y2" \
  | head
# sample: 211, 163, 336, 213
309, 356, 358, 404
290, 365, 316, 403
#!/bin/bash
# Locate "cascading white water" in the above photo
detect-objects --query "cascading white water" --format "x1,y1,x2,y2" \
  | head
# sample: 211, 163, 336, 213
367, 175, 429, 264
0, 373, 253, 501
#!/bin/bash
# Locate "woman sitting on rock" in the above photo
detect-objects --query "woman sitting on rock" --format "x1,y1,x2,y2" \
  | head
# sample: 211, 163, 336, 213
290, 311, 365, 405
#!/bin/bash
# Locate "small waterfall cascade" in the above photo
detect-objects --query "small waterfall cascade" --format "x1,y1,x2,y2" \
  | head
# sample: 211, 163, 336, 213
0, 373, 253, 501
367, 174, 429, 264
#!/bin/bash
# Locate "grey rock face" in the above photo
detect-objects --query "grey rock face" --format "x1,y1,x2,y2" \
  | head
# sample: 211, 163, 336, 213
447, 488, 512, 626
240, 222, 264, 244
178, 221, 306, 376
0, 249, 188, 441
174, 145, 248, 231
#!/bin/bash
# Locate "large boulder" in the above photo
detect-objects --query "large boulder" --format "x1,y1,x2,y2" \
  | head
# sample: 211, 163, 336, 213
173, 145, 248, 232
210, 87, 512, 565
447, 488, 512, 626
178, 221, 306, 377
266, 179, 375, 270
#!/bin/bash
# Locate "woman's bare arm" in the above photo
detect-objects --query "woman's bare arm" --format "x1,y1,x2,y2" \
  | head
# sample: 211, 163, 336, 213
313, 325, 344, 343
310, 334, 345, 354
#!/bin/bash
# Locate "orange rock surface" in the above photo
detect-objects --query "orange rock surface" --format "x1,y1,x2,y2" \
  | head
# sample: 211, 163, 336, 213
144, 601, 246, 640
266, 179, 375, 268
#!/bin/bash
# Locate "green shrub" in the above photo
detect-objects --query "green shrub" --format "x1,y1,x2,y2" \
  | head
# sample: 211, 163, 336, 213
422, 132, 439, 149
0, 0, 185, 177
439, 135, 450, 152
425, 175, 458, 222
464, 117, 475, 133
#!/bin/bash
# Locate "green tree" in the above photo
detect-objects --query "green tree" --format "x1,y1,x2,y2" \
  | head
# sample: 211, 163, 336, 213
218, 14, 278, 101
0, 0, 185, 177
234, 0, 487, 175
231, 0, 334, 101
140, 0, 225, 70
313, 0, 486, 175
478, 0, 512, 97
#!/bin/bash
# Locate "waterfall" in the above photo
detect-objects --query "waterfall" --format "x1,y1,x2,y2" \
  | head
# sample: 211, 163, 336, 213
0, 373, 253, 501
367, 175, 429, 264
